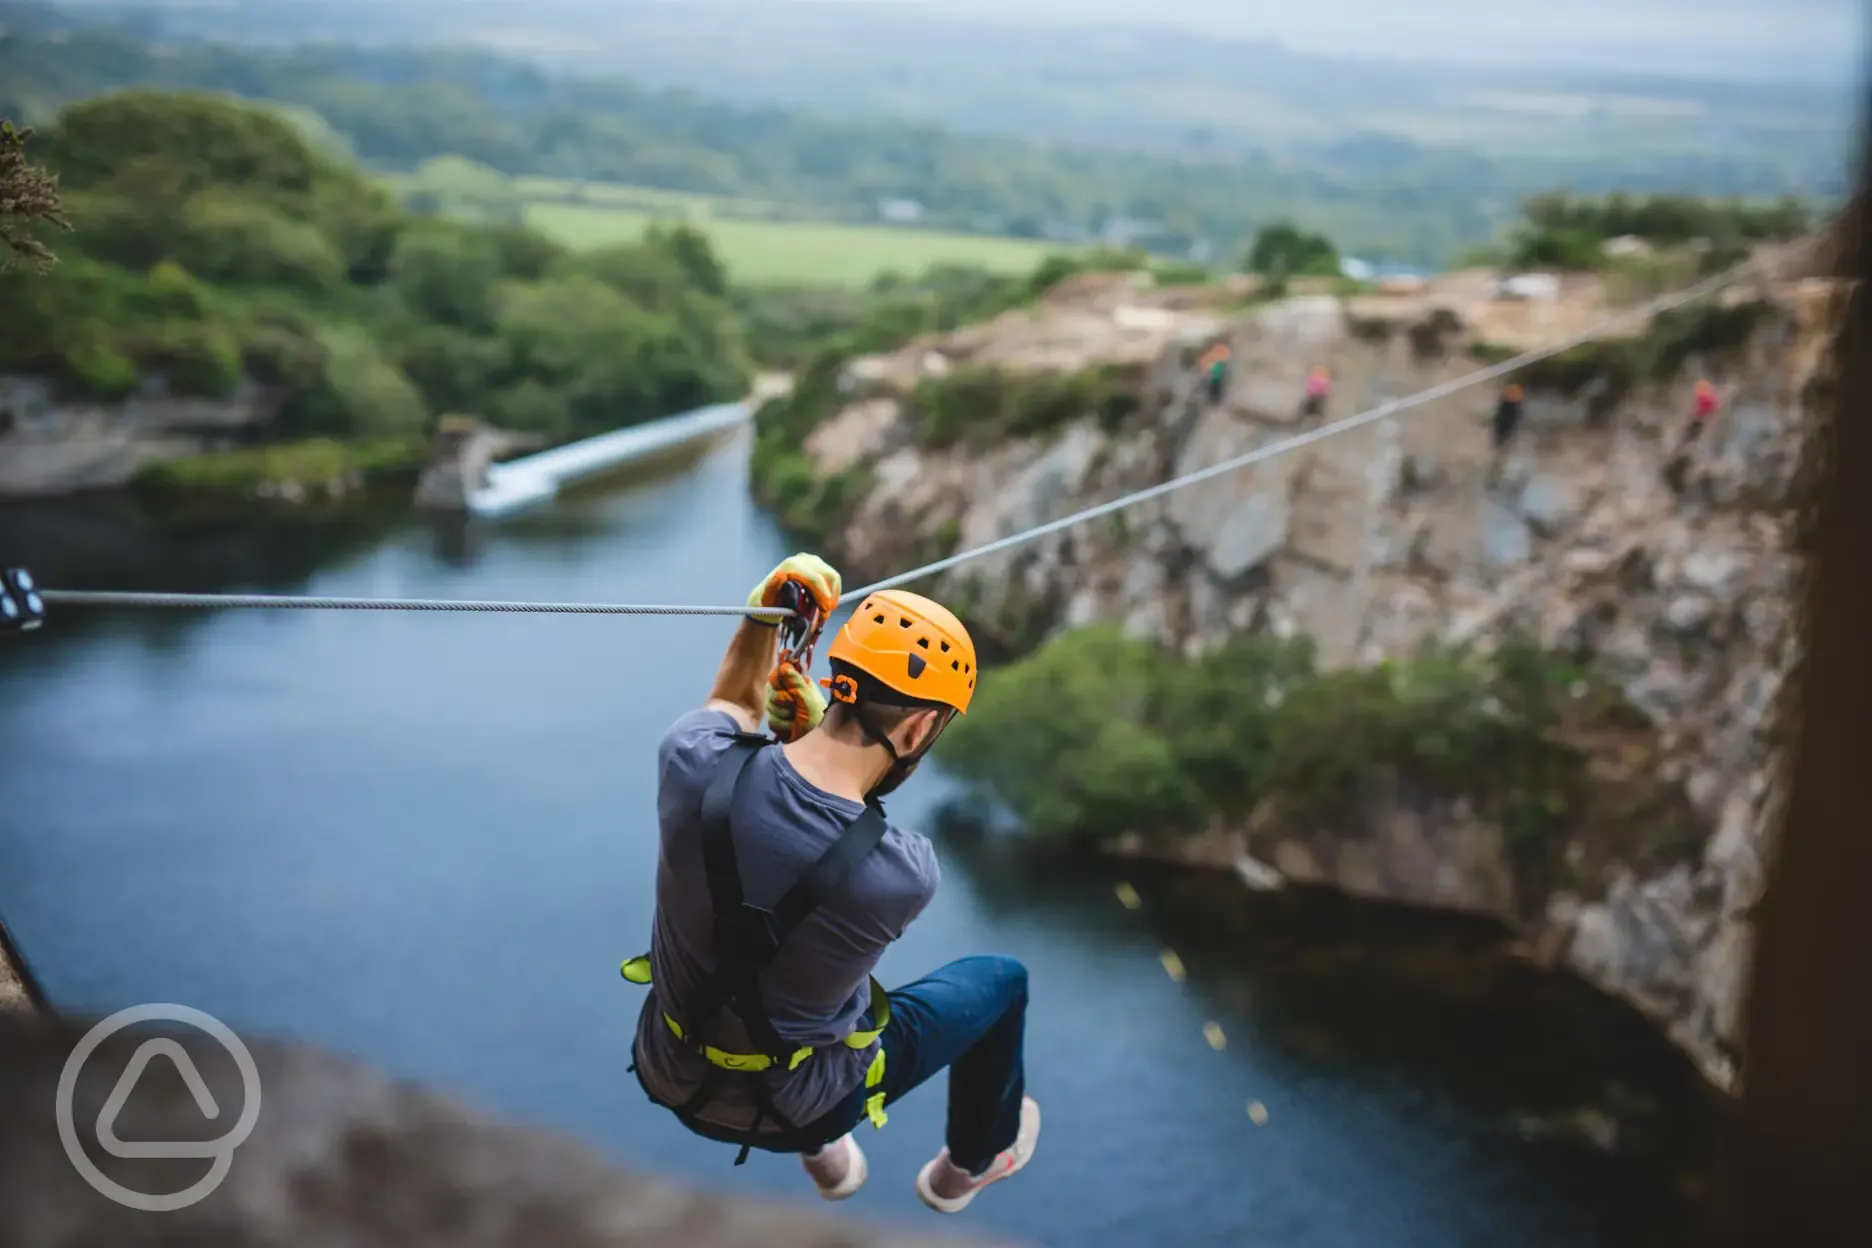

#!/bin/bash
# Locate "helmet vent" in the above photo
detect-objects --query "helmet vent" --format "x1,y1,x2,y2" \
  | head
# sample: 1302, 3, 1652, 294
907, 654, 927, 679
899, 617, 911, 628
939, 640, 950, 652
916, 636, 929, 648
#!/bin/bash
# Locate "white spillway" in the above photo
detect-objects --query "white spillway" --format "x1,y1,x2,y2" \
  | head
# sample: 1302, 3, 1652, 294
467, 401, 751, 518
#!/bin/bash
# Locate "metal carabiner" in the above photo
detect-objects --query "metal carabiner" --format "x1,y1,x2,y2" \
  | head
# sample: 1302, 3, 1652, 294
767, 580, 829, 743
774, 579, 825, 671
1, 568, 47, 635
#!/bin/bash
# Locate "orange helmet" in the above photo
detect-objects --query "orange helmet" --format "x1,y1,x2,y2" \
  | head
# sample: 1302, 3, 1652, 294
1504, 383, 1524, 402
826, 589, 977, 714
1695, 378, 1715, 395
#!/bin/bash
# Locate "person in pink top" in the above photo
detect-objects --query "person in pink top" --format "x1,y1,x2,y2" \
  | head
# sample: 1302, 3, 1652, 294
1302, 365, 1331, 418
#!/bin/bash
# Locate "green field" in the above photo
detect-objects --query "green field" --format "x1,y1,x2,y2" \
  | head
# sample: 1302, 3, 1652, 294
385, 159, 1063, 284
522, 201, 1058, 285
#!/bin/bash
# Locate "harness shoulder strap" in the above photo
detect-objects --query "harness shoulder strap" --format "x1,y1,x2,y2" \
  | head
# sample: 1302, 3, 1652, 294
697, 733, 768, 922
769, 802, 890, 941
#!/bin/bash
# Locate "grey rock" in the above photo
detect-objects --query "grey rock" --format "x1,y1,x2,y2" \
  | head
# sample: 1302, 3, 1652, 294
1663, 594, 1715, 635
1517, 473, 1586, 536
1482, 500, 1532, 569
1208, 493, 1290, 581
0, 1013, 995, 1248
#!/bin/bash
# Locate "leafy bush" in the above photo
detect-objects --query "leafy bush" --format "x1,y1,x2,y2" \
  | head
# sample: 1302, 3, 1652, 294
1508, 225, 1605, 272
153, 323, 243, 398
172, 191, 348, 291
289, 326, 427, 437
1504, 192, 1812, 275
63, 336, 141, 398
746, 352, 852, 542
388, 221, 501, 329
912, 362, 1143, 448
135, 436, 425, 496
940, 626, 1612, 858
941, 627, 1206, 842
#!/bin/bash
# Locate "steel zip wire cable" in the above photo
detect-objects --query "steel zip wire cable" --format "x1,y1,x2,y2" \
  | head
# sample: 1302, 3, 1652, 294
35, 590, 791, 618
30, 260, 1758, 620
845, 259, 1759, 600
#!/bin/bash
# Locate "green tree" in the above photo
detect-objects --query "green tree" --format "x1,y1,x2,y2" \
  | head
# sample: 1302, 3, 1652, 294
173, 191, 347, 291
660, 222, 729, 298
940, 626, 1205, 843
388, 221, 501, 329
290, 326, 427, 437
1245, 221, 1340, 281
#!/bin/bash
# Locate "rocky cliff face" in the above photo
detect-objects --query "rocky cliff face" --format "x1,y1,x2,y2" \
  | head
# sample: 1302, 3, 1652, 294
0, 1009, 1001, 1248
782, 262, 1843, 1089
0, 374, 275, 497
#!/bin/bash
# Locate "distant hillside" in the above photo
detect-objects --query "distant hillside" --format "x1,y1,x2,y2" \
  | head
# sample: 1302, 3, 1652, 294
2, 0, 1851, 267
68, 0, 1860, 183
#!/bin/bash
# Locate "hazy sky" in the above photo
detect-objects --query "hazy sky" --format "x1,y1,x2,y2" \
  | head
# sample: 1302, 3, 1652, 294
771, 0, 1867, 76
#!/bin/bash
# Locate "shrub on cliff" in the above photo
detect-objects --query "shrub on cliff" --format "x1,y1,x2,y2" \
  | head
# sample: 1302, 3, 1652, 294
1505, 191, 1812, 274
940, 627, 1206, 842
747, 349, 859, 543
913, 362, 1143, 448
939, 626, 1602, 857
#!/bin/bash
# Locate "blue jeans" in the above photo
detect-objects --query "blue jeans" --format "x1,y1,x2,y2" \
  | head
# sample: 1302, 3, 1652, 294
678, 955, 1029, 1175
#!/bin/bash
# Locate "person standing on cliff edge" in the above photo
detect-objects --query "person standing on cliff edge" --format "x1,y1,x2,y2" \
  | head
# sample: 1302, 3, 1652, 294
622, 553, 1040, 1213
1687, 378, 1721, 442
1303, 363, 1331, 418
1201, 341, 1232, 404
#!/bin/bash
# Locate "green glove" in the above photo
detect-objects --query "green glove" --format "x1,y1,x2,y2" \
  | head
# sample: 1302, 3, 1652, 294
746, 552, 842, 626
766, 661, 828, 741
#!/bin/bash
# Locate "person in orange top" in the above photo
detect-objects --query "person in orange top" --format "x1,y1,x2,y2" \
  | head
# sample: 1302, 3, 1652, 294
1302, 364, 1330, 417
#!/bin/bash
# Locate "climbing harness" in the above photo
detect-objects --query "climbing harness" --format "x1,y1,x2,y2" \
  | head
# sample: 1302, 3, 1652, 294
4, 256, 1761, 630
620, 732, 892, 1165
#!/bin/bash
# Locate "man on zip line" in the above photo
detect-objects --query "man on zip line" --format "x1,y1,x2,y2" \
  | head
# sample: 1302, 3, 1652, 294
623, 553, 1040, 1213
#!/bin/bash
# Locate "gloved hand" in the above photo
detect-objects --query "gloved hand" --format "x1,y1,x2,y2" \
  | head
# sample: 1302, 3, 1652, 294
766, 660, 827, 742
746, 553, 841, 626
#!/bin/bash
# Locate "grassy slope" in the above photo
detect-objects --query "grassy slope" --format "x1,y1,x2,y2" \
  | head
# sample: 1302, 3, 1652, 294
521, 201, 1057, 284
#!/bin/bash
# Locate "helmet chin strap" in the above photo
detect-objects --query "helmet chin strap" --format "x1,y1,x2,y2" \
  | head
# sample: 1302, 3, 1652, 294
822, 671, 944, 799
848, 703, 943, 800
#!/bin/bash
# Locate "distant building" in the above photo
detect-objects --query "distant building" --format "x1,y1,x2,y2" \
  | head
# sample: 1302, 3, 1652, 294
877, 198, 925, 223
1494, 273, 1562, 302
1341, 256, 1430, 282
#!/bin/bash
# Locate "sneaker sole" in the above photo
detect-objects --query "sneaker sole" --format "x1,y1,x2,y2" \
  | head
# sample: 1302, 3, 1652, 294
915, 1098, 1041, 1214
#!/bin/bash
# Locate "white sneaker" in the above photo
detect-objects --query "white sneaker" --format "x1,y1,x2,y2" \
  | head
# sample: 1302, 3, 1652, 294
914, 1097, 1041, 1214
802, 1133, 868, 1201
